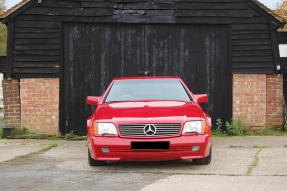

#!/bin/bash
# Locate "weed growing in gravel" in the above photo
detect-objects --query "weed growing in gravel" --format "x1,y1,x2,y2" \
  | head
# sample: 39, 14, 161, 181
213, 119, 227, 136
245, 147, 264, 175
213, 119, 287, 136
9, 144, 58, 163
4, 128, 85, 141
253, 145, 266, 149
214, 118, 251, 136
225, 120, 250, 136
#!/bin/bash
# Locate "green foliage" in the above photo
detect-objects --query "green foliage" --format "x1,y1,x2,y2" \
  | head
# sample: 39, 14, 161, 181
213, 118, 287, 136
0, 1, 7, 56
9, 127, 34, 137
214, 118, 251, 136
3, 128, 85, 140
253, 128, 287, 136
0, 1, 4, 10
225, 119, 251, 136
216, 119, 223, 131
213, 119, 227, 135
0, 127, 31, 139
0, 23, 7, 56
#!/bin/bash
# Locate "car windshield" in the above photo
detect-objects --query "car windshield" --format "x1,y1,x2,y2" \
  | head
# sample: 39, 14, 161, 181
104, 79, 192, 102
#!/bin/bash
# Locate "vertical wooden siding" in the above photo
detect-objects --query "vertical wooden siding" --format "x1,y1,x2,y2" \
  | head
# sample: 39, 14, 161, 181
62, 23, 231, 135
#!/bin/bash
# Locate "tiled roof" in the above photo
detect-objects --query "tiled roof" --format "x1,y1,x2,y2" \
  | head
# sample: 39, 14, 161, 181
274, 2, 287, 31
250, 0, 285, 23
0, 0, 31, 19
275, 2, 287, 18
0, 0, 285, 24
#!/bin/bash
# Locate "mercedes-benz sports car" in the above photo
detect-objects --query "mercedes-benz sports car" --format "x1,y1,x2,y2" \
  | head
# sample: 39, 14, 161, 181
86, 76, 212, 166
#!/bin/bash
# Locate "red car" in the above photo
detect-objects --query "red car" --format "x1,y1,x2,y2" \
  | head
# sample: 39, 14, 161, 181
87, 76, 212, 166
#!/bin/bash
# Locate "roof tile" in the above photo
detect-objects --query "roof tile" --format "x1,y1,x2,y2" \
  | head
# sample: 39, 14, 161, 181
250, 0, 285, 24
0, 0, 31, 19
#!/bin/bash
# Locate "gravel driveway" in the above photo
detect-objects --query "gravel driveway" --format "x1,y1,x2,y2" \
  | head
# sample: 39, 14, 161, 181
0, 137, 286, 191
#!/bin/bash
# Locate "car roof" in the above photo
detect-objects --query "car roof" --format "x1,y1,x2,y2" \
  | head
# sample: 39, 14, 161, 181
113, 76, 182, 81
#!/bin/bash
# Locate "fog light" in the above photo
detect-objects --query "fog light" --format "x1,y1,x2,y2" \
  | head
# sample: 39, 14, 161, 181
192, 146, 200, 152
101, 147, 109, 153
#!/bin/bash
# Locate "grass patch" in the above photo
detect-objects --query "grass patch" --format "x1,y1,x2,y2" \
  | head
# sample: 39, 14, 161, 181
38, 144, 58, 152
253, 145, 266, 149
213, 118, 287, 137
252, 128, 287, 136
212, 129, 228, 137
213, 128, 287, 137
8, 144, 57, 163
4, 128, 85, 141
214, 118, 251, 136
6, 134, 86, 141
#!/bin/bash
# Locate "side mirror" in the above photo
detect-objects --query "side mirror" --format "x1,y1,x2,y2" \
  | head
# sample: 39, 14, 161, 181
86, 96, 101, 105
194, 94, 208, 104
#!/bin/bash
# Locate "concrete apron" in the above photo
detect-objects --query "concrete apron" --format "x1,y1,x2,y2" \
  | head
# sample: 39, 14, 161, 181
0, 136, 286, 191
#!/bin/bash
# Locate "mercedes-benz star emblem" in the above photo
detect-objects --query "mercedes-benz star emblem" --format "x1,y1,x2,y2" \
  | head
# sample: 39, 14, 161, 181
143, 124, 157, 136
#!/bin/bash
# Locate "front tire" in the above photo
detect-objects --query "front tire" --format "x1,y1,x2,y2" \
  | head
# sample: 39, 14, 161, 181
193, 147, 212, 165
88, 150, 106, 166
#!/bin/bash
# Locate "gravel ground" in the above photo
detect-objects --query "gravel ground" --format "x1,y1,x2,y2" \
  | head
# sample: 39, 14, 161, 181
0, 136, 286, 191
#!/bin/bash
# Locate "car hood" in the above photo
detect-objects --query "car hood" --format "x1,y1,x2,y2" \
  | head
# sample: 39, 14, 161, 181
94, 101, 205, 123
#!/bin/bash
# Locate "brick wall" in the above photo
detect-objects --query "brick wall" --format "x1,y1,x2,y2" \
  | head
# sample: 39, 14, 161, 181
3, 79, 21, 126
20, 79, 59, 135
3, 75, 283, 134
266, 75, 284, 127
233, 74, 267, 127
233, 74, 284, 128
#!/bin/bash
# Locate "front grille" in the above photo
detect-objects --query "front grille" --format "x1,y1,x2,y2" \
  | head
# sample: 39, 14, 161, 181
119, 123, 181, 137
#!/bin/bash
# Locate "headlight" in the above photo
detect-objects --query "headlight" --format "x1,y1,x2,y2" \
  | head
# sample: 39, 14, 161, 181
92, 123, 118, 136
182, 121, 209, 135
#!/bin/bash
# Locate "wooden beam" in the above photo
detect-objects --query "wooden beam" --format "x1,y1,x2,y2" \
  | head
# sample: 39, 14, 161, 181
270, 23, 281, 73
277, 32, 287, 44
6, 21, 15, 77
0, 56, 7, 73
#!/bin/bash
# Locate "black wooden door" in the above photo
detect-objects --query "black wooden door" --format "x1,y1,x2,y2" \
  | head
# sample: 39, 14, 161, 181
61, 23, 231, 135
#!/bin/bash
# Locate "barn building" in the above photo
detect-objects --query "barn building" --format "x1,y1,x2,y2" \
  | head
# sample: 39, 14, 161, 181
0, 0, 286, 135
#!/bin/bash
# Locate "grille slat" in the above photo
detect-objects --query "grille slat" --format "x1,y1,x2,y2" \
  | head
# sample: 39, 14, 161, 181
119, 123, 181, 137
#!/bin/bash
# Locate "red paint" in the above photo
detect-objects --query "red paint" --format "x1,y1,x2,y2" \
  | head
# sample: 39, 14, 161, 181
194, 94, 209, 104
86, 96, 101, 105
87, 76, 212, 162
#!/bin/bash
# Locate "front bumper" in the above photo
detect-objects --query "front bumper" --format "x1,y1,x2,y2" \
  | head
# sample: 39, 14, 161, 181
88, 135, 211, 161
